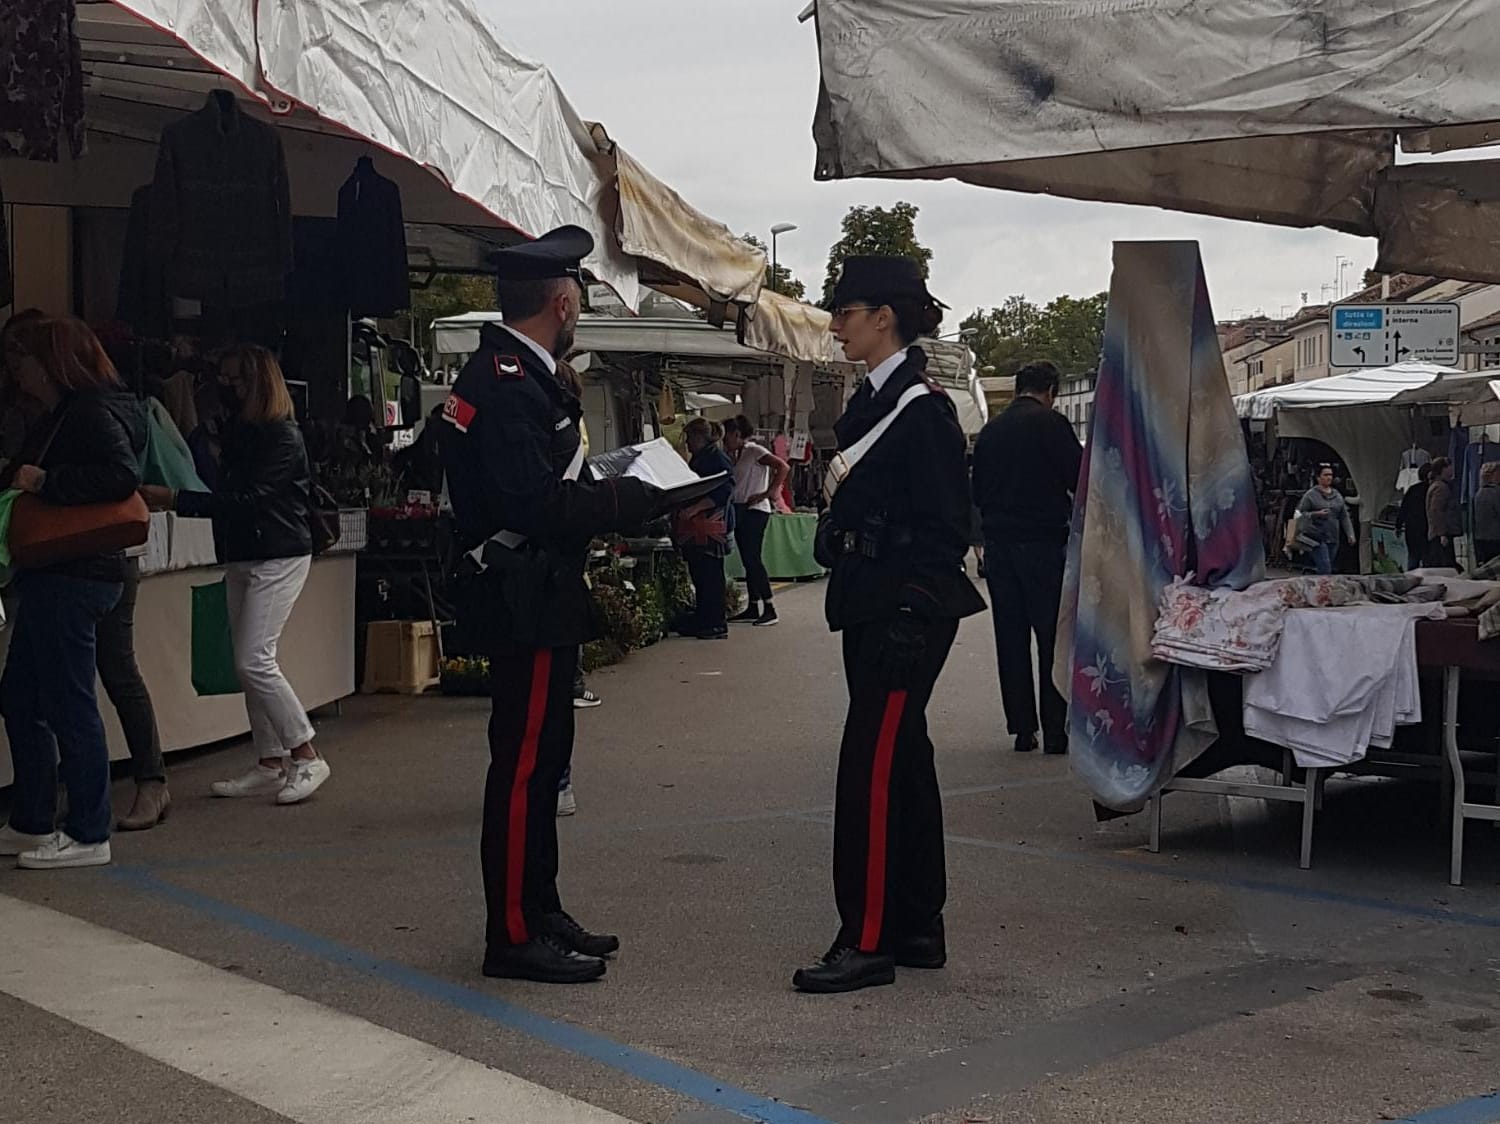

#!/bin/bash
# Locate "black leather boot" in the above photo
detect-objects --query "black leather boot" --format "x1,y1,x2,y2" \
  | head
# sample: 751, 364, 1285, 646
483, 933, 606, 984
1014, 733, 1038, 753
792, 947, 896, 994
894, 916, 946, 970
540, 911, 620, 958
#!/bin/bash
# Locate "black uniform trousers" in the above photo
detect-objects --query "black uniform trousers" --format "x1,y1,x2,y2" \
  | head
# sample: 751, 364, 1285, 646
482, 641, 578, 950
984, 538, 1067, 743
833, 615, 958, 953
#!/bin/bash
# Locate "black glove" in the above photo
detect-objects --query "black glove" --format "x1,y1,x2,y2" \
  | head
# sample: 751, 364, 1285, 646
610, 478, 668, 533
877, 609, 929, 688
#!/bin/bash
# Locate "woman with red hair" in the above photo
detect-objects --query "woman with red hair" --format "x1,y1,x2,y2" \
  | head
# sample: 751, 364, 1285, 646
0, 316, 147, 870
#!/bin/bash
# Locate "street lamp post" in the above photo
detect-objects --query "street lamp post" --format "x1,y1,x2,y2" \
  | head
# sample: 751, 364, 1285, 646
770, 222, 797, 295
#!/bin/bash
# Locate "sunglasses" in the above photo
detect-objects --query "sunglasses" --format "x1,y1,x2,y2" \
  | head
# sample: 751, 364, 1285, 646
830, 305, 881, 319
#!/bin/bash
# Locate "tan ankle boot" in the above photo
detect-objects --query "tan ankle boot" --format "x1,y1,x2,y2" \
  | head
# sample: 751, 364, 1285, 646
117, 780, 170, 831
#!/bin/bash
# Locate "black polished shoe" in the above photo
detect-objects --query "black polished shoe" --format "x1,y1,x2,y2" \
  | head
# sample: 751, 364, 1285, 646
696, 627, 729, 640
893, 917, 946, 970
541, 910, 620, 958
1014, 733, 1038, 753
792, 947, 896, 994
482, 933, 606, 984
1043, 736, 1068, 756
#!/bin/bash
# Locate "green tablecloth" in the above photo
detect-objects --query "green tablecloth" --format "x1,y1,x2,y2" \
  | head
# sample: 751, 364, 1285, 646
726, 512, 825, 581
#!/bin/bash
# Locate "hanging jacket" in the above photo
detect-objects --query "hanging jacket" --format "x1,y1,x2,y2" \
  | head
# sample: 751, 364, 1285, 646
335, 157, 410, 317
0, 0, 85, 162
148, 93, 293, 307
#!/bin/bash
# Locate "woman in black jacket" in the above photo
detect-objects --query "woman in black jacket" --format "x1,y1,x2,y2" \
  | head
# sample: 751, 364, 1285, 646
675, 418, 737, 640
792, 257, 985, 994
0, 317, 146, 870
142, 344, 329, 805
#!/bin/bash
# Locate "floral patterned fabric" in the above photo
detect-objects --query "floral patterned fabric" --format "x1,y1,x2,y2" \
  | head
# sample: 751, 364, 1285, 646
1054, 242, 1264, 812
0, 0, 85, 162
1153, 575, 1375, 672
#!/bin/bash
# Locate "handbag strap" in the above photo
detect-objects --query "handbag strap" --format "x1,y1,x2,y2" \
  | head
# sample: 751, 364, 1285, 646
822, 381, 934, 505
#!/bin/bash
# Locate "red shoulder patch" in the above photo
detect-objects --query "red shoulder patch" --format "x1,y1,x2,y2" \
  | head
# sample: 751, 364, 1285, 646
442, 393, 478, 433
493, 354, 525, 380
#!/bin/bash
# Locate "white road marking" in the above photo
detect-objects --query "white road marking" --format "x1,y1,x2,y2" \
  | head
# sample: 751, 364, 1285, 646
0, 894, 631, 1124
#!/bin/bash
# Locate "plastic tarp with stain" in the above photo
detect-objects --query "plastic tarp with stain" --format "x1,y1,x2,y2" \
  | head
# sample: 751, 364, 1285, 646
1234, 364, 1465, 422
808, 0, 1500, 283
741, 290, 843, 365
589, 126, 766, 310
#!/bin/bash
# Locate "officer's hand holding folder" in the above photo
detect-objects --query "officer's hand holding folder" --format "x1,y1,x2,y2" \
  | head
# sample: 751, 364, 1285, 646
587, 437, 728, 511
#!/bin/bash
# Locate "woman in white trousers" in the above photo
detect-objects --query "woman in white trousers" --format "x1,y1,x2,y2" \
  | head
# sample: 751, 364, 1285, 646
142, 345, 330, 804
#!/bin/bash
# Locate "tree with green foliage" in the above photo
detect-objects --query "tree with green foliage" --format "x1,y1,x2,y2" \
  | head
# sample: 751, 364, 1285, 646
741, 234, 806, 300
822, 202, 933, 305
962, 292, 1108, 377
406, 273, 496, 357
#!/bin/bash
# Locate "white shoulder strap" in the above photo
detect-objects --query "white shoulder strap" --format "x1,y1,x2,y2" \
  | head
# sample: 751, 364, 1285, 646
822, 381, 934, 505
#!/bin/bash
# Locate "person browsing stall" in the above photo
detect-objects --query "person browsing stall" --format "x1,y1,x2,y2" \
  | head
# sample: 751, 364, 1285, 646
793, 257, 985, 995
1297, 464, 1357, 575
723, 415, 790, 627
438, 226, 663, 986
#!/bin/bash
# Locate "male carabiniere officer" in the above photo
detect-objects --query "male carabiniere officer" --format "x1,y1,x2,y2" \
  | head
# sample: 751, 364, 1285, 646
440, 226, 660, 985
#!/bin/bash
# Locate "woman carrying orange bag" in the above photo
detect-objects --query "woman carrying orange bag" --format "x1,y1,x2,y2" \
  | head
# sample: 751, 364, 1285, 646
0, 317, 147, 870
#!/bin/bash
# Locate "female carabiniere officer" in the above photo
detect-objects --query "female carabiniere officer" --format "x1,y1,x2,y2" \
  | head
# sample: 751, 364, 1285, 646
794, 257, 986, 994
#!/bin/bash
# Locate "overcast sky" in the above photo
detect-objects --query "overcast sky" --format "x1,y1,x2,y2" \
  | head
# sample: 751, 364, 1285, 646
483, 1, 1374, 322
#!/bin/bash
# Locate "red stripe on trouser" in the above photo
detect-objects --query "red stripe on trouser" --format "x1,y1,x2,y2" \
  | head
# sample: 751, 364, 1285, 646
505, 648, 553, 944
859, 689, 908, 952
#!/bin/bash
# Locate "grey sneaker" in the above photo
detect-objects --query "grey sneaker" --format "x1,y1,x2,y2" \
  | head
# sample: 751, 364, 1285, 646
557, 785, 577, 817
0, 824, 53, 857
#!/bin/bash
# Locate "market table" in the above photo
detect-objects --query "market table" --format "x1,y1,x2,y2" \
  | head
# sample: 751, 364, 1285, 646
1149, 620, 1500, 880
725, 511, 824, 582
1414, 618, 1500, 885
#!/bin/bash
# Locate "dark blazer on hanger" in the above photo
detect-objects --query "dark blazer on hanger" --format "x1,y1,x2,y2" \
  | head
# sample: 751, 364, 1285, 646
335, 157, 410, 318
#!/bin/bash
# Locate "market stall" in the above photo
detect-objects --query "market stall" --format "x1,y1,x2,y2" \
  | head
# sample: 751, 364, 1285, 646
725, 512, 824, 582
0, 519, 357, 788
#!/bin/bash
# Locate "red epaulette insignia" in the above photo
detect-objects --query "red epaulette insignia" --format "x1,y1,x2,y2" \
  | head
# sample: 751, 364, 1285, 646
494, 354, 525, 380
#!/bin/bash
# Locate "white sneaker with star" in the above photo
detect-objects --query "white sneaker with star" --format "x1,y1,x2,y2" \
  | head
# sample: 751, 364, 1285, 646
17, 831, 111, 870
277, 757, 331, 805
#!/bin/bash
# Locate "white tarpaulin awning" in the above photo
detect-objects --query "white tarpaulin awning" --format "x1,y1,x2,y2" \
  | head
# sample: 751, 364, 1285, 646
1234, 363, 1500, 522
1234, 363, 1468, 421
807, 1, 1500, 283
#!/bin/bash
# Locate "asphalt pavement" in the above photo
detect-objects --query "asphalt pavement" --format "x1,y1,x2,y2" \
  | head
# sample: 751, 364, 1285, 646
3, 573, 1499, 1124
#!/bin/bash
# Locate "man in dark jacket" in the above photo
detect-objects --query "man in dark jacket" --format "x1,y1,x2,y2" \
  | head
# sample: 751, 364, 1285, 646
439, 226, 660, 986
971, 361, 1083, 755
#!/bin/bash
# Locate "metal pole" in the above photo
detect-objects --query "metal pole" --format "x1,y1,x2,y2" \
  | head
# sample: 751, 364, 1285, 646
771, 232, 779, 295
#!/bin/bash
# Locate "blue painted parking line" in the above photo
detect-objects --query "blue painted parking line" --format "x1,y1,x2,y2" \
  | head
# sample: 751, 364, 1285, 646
108, 867, 833, 1124
1394, 1092, 1500, 1123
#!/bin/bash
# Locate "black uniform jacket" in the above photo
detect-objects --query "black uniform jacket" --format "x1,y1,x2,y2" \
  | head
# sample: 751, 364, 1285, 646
439, 322, 650, 648
824, 347, 986, 632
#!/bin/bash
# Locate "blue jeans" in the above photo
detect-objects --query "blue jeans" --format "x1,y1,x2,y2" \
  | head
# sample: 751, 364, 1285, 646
1, 573, 123, 844
1309, 542, 1334, 575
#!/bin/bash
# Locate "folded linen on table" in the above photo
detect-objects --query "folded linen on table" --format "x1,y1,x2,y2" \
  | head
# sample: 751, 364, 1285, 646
1243, 603, 1444, 769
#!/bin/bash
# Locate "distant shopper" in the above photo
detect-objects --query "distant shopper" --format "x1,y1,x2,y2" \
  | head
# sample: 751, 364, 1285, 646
1425, 457, 1461, 568
676, 418, 736, 639
723, 415, 789, 627
142, 345, 330, 805
1473, 462, 1500, 568
0, 317, 146, 870
971, 360, 1082, 755
1395, 462, 1431, 572
1297, 464, 1357, 576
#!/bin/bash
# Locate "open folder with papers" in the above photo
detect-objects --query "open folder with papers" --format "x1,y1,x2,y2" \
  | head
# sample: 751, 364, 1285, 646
587, 437, 727, 507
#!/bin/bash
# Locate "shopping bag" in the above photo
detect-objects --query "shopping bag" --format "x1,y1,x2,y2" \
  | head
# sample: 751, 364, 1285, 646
141, 398, 208, 492
190, 580, 241, 696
